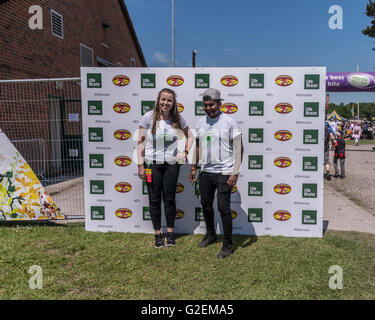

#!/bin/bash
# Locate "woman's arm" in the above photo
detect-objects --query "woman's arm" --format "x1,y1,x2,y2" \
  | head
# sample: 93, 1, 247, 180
137, 126, 147, 179
183, 126, 195, 157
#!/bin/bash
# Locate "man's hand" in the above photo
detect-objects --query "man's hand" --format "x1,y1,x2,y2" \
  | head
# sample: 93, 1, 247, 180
189, 167, 197, 183
138, 165, 145, 180
227, 175, 238, 187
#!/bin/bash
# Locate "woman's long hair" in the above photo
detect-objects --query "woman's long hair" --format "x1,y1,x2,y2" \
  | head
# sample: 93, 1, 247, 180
151, 88, 182, 135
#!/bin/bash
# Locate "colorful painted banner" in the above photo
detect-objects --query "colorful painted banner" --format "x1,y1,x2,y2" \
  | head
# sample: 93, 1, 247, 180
81, 67, 326, 238
326, 72, 375, 92
0, 129, 64, 221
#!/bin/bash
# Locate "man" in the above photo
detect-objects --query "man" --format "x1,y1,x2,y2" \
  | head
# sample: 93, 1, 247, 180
329, 120, 338, 137
189, 88, 243, 258
324, 121, 336, 180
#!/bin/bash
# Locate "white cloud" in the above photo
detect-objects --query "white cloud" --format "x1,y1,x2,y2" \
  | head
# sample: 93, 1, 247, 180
153, 52, 170, 65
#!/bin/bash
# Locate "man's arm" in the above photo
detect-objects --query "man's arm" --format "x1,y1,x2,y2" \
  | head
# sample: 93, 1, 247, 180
227, 133, 243, 187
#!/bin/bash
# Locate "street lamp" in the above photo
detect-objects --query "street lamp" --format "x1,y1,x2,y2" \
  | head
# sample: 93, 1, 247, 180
171, 0, 175, 67
192, 50, 197, 67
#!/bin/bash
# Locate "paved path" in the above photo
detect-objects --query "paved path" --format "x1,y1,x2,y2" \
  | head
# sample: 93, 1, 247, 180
323, 184, 375, 235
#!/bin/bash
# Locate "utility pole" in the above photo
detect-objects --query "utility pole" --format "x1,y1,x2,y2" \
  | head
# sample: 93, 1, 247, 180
192, 50, 196, 67
357, 65, 360, 120
171, 0, 175, 67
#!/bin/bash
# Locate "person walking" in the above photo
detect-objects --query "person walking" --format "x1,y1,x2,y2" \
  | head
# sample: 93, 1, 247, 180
189, 88, 243, 258
137, 88, 192, 248
333, 131, 346, 179
352, 121, 362, 146
324, 121, 336, 180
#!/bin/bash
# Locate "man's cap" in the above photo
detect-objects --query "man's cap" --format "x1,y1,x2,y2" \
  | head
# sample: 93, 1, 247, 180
202, 88, 223, 101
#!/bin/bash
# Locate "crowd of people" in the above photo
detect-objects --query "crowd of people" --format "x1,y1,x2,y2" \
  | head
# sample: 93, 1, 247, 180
329, 119, 375, 144
324, 118, 374, 181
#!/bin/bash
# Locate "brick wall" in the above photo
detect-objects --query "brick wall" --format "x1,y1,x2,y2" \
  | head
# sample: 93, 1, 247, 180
0, 1, 146, 177
0, 0, 146, 80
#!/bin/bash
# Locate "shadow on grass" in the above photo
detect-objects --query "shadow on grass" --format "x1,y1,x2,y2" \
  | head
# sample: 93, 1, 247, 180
323, 220, 329, 236
233, 235, 258, 253
173, 233, 258, 252
0, 220, 67, 228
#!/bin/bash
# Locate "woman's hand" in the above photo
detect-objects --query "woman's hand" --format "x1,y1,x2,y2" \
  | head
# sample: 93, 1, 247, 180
189, 167, 197, 183
138, 164, 145, 180
176, 152, 187, 164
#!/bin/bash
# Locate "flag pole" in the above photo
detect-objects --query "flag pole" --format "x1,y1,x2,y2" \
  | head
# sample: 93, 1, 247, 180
171, 0, 175, 67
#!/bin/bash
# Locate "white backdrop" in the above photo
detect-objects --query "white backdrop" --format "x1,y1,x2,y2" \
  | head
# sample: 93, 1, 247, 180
81, 67, 326, 238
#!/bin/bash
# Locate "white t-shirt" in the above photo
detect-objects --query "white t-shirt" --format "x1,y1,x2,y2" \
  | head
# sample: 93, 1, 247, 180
329, 121, 338, 134
352, 125, 362, 137
195, 112, 241, 174
139, 111, 188, 164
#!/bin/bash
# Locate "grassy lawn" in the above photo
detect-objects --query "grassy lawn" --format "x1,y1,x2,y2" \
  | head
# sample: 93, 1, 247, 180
1, 222, 374, 300
346, 139, 375, 145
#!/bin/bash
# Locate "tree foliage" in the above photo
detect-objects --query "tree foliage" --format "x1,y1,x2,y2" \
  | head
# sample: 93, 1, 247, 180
363, 0, 375, 49
326, 102, 375, 120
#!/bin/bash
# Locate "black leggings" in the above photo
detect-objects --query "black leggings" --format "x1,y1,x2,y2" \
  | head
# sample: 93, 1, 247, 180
199, 171, 232, 241
145, 162, 180, 230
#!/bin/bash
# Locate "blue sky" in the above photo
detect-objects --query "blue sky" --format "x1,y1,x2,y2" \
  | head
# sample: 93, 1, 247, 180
125, 0, 375, 104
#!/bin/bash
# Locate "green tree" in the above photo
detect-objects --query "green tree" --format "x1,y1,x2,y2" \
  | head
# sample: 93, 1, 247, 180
363, 0, 375, 50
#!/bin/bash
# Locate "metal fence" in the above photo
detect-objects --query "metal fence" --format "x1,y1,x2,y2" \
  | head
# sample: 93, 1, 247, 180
0, 78, 84, 219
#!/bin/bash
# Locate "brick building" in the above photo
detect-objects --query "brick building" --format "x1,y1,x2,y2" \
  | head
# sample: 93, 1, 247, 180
0, 0, 146, 79
0, 0, 146, 181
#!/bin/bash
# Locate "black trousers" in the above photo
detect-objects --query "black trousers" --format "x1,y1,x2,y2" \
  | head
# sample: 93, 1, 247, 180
145, 162, 180, 231
199, 171, 232, 242
333, 158, 345, 177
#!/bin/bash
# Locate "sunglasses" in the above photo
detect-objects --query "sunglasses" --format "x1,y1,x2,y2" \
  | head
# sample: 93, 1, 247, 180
203, 103, 216, 107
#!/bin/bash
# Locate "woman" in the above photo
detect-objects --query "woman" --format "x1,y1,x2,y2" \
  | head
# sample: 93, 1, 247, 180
137, 88, 191, 248
352, 121, 362, 146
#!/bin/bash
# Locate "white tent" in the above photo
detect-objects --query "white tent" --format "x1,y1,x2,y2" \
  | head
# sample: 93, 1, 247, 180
0, 129, 64, 221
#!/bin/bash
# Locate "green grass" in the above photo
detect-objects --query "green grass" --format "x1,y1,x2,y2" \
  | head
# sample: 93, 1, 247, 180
1, 222, 375, 300
346, 139, 375, 145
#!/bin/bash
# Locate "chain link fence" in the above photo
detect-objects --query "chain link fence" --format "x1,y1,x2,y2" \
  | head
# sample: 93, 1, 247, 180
0, 78, 84, 219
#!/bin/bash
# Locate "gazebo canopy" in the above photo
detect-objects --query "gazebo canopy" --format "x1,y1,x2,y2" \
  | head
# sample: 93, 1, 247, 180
327, 110, 346, 121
